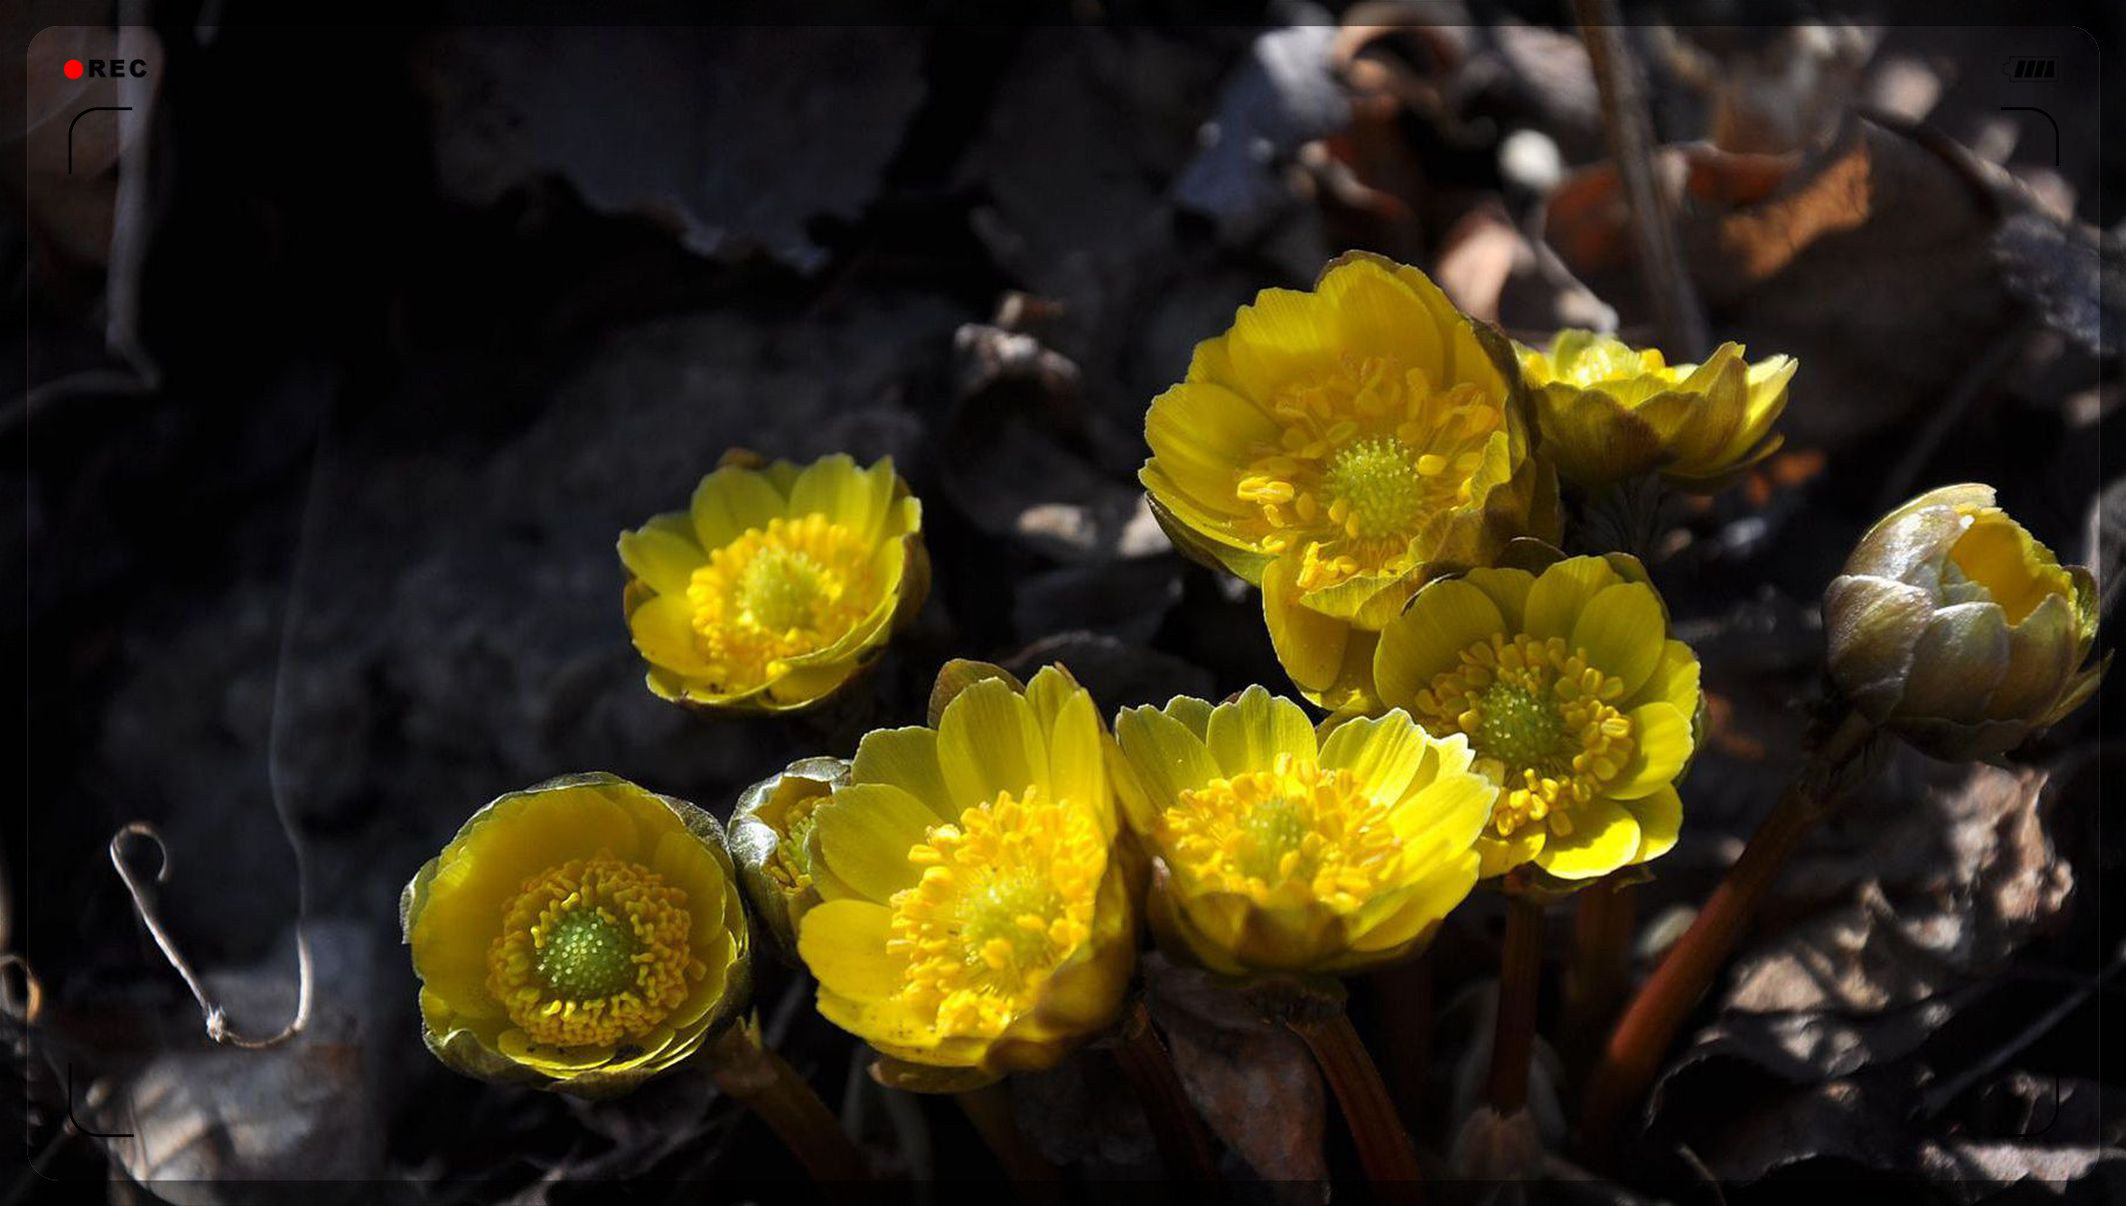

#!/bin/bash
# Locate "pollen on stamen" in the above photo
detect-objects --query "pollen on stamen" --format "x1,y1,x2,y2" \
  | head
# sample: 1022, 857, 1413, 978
1160, 761, 1403, 908
1232, 354, 1510, 590
885, 786, 1105, 1041
685, 513, 882, 693
1414, 633, 1637, 841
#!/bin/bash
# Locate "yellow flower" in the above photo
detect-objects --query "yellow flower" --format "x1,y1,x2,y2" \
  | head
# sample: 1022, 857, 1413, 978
729, 756, 848, 960
1140, 252, 1558, 711
1371, 555, 1699, 884
401, 773, 751, 1097
619, 453, 928, 713
1825, 484, 2106, 761
1518, 331, 1796, 490
795, 666, 1136, 1089
1113, 686, 1491, 976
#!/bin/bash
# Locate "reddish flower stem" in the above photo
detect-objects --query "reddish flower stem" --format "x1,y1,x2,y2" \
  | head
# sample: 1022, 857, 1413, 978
1110, 997, 1223, 1183
1579, 711, 1876, 1158
1287, 1004, 1426, 1202
1372, 951, 1434, 1133
955, 1082, 1068, 1200
1486, 896, 1546, 1115
1563, 879, 1636, 1077
705, 1025, 872, 1189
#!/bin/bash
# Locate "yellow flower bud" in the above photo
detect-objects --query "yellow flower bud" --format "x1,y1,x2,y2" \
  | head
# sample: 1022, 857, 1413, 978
729, 756, 847, 960
619, 453, 928, 714
1518, 330, 1795, 490
401, 774, 752, 1098
1825, 484, 2105, 760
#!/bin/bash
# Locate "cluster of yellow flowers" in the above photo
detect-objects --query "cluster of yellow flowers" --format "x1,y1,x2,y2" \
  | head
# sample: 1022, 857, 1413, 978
400, 252, 2102, 1140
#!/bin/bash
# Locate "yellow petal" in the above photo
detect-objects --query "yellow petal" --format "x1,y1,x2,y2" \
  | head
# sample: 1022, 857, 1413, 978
1476, 827, 1542, 879
1028, 669, 1107, 823
798, 899, 904, 1002
812, 783, 937, 904
1570, 582, 1666, 695
690, 465, 789, 550
1373, 577, 1506, 709
1162, 694, 1216, 741
1222, 285, 1339, 400
1145, 381, 1280, 513
1522, 556, 1624, 641
616, 515, 703, 596
1538, 798, 1640, 879
852, 725, 959, 820
1206, 685, 1319, 778
1318, 256, 1445, 377
1390, 756, 1494, 852
1464, 566, 1537, 634
1535, 385, 1662, 486
628, 594, 712, 678
1114, 705, 1222, 807
792, 454, 894, 543
762, 659, 860, 710
1634, 638, 1702, 715
1319, 712, 1430, 805
1624, 785, 1682, 865
1263, 557, 1355, 695
1612, 701, 1692, 799
1991, 592, 2078, 720
937, 678, 1050, 806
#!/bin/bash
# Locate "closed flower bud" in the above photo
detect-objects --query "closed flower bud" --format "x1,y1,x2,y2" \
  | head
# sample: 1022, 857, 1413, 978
1825, 484, 2105, 760
729, 756, 848, 960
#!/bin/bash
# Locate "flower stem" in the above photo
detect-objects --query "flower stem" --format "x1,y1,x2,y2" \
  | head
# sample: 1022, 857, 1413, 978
1286, 1003, 1425, 1200
1563, 879, 1636, 1078
1579, 711, 1876, 1157
705, 1024, 871, 1187
955, 1082, 1068, 1198
1486, 895, 1545, 1115
1110, 997, 1222, 1183
1371, 951, 1434, 1133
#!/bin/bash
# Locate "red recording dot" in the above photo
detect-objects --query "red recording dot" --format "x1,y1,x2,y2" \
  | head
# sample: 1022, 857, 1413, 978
64, 59, 84, 79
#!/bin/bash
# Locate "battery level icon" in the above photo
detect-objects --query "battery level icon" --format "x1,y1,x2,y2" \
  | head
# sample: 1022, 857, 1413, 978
2004, 58, 2057, 79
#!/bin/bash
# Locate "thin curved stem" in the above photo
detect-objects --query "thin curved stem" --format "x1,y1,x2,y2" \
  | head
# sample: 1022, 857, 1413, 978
1287, 1004, 1425, 1201
706, 1025, 872, 1189
1487, 896, 1546, 1115
955, 1082, 1068, 1200
1579, 711, 1876, 1158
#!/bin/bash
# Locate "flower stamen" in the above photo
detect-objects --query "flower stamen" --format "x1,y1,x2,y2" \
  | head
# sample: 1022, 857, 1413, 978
887, 787, 1104, 1040
686, 513, 881, 692
1235, 353, 1503, 591
1159, 754, 1403, 911
486, 853, 706, 1048
1413, 634, 1635, 840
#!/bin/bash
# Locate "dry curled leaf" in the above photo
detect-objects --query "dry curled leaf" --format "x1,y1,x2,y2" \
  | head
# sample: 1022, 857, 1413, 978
1143, 954, 1327, 1187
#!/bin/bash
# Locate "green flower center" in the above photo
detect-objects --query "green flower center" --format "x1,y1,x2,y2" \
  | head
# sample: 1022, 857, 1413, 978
1238, 795, 1309, 881
1471, 682, 1569, 776
1324, 437, 1426, 539
960, 871, 1063, 969
737, 545, 826, 633
537, 908, 640, 1000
